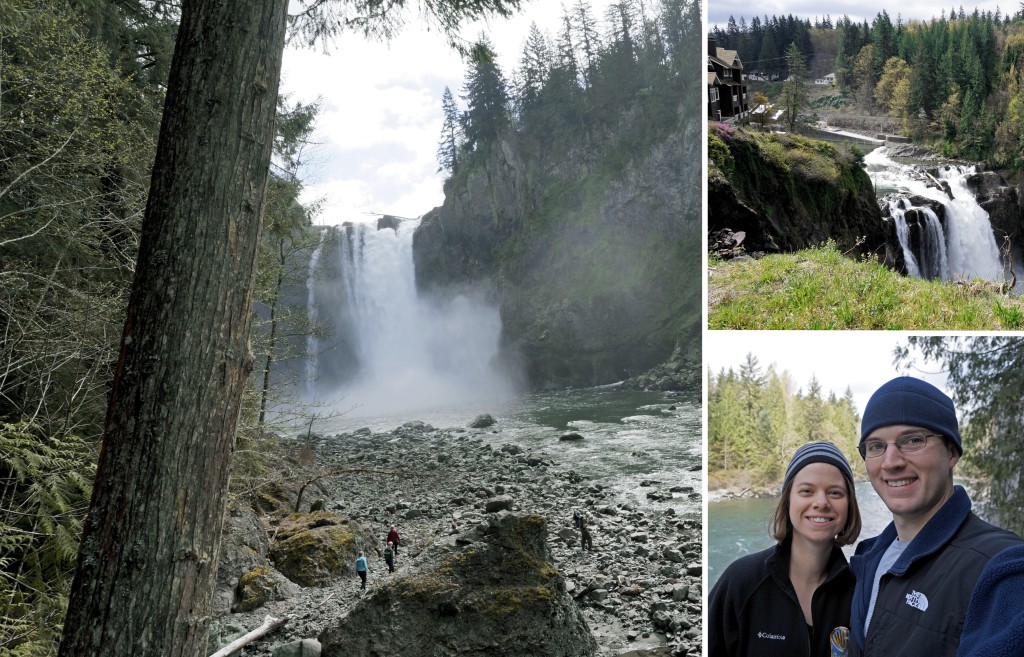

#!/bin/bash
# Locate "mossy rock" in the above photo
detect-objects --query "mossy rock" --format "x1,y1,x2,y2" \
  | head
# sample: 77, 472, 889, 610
319, 512, 597, 656
270, 511, 371, 587
234, 566, 276, 612
253, 480, 294, 515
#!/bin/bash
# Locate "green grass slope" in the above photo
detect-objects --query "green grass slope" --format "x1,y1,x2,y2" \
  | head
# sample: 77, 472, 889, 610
709, 243, 1024, 329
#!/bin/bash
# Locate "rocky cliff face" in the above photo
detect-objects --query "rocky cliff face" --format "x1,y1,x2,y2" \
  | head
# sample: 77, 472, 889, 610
965, 169, 1022, 245
707, 126, 883, 255
413, 107, 701, 390
318, 512, 598, 657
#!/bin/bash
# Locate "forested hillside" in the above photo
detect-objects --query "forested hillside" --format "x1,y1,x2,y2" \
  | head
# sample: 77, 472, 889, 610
712, 8, 1024, 166
707, 355, 861, 489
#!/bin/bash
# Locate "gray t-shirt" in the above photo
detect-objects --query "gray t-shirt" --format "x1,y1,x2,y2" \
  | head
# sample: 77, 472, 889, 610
865, 538, 909, 635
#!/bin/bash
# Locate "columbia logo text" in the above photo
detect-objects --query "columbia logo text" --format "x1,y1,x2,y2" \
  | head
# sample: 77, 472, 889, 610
757, 632, 786, 640
905, 590, 929, 612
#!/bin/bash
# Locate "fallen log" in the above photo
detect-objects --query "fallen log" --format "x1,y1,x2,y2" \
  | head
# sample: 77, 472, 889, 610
208, 615, 289, 657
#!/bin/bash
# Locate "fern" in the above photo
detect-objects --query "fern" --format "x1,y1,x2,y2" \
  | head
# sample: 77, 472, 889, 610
1, 421, 95, 655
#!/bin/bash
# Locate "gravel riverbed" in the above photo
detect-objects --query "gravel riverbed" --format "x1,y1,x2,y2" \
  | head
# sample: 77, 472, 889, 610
212, 420, 702, 657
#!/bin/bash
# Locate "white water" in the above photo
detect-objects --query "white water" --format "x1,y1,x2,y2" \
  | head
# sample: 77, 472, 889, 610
304, 228, 327, 398
866, 147, 1004, 282
884, 198, 948, 279
306, 219, 516, 417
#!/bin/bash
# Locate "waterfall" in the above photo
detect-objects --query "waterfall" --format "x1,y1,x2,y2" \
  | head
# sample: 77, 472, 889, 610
304, 218, 514, 416
934, 165, 1003, 280
884, 198, 948, 280
866, 148, 1004, 282
304, 228, 327, 398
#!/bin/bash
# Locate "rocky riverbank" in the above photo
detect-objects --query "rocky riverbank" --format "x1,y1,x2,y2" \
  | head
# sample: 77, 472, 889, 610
210, 421, 702, 657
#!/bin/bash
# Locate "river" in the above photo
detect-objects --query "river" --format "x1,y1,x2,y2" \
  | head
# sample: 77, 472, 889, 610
309, 385, 703, 524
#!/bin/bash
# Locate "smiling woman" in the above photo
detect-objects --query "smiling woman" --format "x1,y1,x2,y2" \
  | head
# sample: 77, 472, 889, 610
709, 442, 860, 657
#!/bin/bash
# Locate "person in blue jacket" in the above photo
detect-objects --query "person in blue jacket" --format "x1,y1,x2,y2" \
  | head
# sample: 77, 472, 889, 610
849, 376, 1023, 657
355, 551, 368, 591
955, 544, 1024, 657
709, 441, 861, 657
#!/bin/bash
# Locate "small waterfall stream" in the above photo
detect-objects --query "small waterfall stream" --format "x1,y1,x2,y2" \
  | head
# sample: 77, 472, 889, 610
884, 198, 948, 279
866, 147, 1005, 283
303, 219, 515, 416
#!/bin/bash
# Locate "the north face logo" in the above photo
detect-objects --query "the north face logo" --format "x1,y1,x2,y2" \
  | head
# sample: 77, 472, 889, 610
905, 590, 929, 611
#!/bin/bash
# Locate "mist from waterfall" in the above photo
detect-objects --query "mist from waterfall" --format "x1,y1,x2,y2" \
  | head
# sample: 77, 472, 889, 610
304, 219, 516, 418
866, 148, 1004, 282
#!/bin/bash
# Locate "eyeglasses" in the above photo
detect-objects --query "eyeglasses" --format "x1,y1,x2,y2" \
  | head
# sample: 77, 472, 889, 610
858, 433, 942, 459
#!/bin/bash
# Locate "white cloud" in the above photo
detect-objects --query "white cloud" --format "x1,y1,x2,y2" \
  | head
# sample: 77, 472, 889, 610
706, 331, 949, 417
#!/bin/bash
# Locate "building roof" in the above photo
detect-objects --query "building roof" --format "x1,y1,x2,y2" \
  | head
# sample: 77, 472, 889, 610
707, 71, 721, 86
708, 55, 730, 69
715, 48, 743, 68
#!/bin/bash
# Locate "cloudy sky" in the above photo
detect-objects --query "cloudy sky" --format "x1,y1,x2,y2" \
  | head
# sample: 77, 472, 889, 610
709, 0, 1011, 30
280, 0, 615, 225
705, 331, 951, 417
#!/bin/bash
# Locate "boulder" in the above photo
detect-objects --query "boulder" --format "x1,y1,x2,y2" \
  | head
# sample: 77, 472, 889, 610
272, 639, 322, 657
469, 414, 497, 429
270, 511, 376, 587
233, 565, 300, 612
485, 495, 514, 513
318, 513, 598, 657
213, 502, 273, 615
559, 432, 585, 441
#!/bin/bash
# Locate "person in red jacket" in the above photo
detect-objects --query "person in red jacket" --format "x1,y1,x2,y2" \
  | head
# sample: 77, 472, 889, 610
387, 525, 400, 555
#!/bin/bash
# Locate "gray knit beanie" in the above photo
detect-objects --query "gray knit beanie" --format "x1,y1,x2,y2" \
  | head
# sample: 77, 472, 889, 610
783, 441, 855, 489
860, 376, 961, 455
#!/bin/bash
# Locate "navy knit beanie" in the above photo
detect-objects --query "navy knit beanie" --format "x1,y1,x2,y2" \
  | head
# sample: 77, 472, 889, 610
783, 441, 855, 490
860, 376, 961, 455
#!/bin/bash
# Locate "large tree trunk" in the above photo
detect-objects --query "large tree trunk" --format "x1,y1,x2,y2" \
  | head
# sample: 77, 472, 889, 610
58, 1, 288, 655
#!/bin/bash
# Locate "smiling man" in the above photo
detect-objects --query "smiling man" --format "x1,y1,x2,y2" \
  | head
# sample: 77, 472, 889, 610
850, 376, 1023, 657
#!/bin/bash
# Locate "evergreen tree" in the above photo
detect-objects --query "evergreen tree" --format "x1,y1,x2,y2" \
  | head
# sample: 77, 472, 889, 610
759, 29, 780, 77
460, 37, 511, 154
899, 337, 1024, 534
781, 42, 809, 131
872, 10, 898, 77
514, 22, 552, 121
572, 0, 603, 89
803, 375, 826, 441
738, 353, 766, 427
437, 86, 462, 173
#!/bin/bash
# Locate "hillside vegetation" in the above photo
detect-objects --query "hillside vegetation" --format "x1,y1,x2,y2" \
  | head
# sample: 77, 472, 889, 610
707, 124, 882, 254
713, 9, 1024, 167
